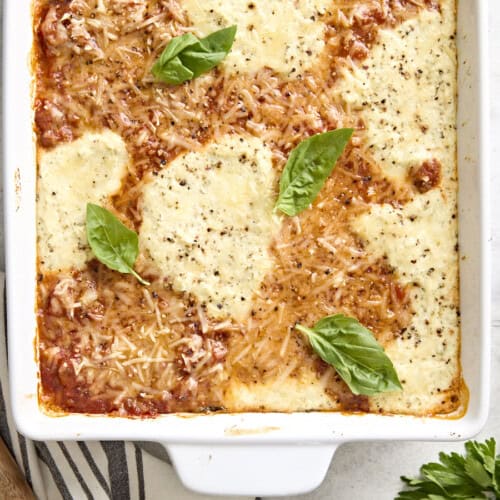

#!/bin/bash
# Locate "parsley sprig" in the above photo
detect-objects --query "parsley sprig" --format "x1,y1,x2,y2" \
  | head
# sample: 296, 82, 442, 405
397, 438, 500, 499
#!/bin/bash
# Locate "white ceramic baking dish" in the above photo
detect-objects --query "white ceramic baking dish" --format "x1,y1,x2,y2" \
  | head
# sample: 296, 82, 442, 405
3, 1, 490, 496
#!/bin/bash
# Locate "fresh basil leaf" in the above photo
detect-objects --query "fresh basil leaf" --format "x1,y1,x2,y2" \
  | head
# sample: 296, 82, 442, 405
86, 203, 149, 286
296, 314, 402, 396
154, 54, 195, 85
397, 439, 499, 500
181, 27, 237, 77
275, 128, 353, 216
152, 26, 237, 85
154, 32, 199, 70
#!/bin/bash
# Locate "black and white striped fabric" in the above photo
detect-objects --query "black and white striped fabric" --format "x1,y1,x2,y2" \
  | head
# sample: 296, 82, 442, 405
0, 274, 253, 500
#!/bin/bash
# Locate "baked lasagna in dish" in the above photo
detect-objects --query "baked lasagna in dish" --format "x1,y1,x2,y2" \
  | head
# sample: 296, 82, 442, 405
34, 0, 461, 416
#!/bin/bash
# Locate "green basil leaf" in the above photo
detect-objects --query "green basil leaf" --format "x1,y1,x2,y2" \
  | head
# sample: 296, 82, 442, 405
296, 314, 402, 396
152, 26, 237, 85
86, 203, 149, 286
275, 128, 353, 216
154, 55, 194, 85
181, 26, 237, 77
154, 32, 199, 69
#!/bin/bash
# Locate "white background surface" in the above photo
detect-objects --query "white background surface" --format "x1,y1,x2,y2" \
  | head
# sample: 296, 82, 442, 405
1, 2, 497, 500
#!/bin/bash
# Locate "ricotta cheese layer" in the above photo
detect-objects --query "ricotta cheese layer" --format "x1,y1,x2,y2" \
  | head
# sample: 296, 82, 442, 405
353, 191, 459, 413
348, 1, 460, 413
37, 131, 129, 272
334, 4, 456, 182
140, 135, 280, 322
182, 0, 330, 76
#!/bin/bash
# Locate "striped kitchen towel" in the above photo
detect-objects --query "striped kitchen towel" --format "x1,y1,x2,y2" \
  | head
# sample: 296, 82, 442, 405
0, 273, 251, 500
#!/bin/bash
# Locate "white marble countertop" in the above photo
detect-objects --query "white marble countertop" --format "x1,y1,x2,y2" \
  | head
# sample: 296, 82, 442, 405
1, 2, 498, 499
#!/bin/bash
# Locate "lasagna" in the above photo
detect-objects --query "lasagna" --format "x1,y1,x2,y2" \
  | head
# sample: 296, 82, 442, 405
34, 0, 461, 416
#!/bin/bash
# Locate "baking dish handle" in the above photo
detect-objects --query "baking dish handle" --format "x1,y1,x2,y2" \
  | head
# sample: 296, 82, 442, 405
165, 443, 338, 496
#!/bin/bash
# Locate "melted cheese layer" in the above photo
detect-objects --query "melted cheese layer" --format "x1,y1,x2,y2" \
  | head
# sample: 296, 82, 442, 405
353, 191, 459, 413
225, 369, 335, 411
347, 1, 459, 414
37, 131, 129, 272
335, 3, 456, 182
140, 135, 280, 322
182, 0, 330, 76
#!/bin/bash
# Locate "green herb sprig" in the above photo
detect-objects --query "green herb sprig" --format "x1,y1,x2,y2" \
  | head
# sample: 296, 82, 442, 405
397, 438, 500, 499
296, 314, 402, 396
152, 26, 237, 85
86, 203, 149, 286
275, 128, 353, 216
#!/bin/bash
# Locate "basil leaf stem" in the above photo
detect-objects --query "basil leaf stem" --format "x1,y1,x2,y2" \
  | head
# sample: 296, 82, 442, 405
296, 314, 402, 396
86, 203, 149, 286
275, 128, 353, 216
152, 26, 237, 85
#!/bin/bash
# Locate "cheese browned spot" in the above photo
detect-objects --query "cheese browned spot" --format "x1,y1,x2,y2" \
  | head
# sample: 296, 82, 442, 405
140, 135, 281, 322
182, 0, 331, 77
37, 130, 129, 272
